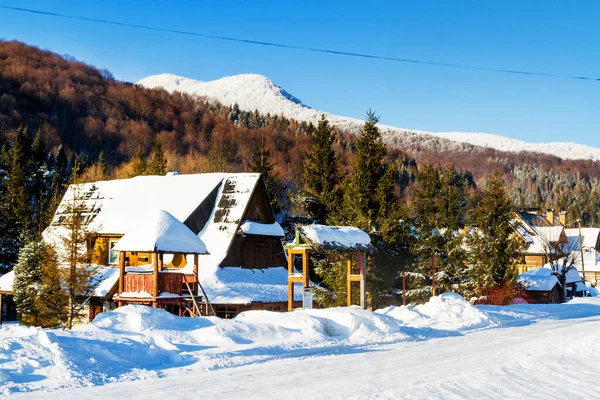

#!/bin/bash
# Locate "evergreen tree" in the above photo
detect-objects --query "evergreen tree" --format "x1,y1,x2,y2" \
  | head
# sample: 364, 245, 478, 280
249, 134, 288, 216
148, 138, 168, 175
327, 111, 409, 307
466, 170, 524, 297
13, 240, 67, 327
131, 145, 148, 177
409, 159, 468, 301
299, 115, 341, 223
0, 125, 35, 269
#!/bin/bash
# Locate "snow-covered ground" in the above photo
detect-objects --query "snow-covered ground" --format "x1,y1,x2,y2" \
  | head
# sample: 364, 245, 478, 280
3, 294, 600, 398
137, 73, 600, 161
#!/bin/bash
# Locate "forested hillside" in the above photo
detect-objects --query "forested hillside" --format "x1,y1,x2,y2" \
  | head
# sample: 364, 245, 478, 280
1, 40, 600, 271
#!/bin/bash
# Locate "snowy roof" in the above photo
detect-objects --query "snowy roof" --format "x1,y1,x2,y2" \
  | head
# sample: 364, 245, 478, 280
534, 226, 565, 243
199, 266, 301, 304
239, 221, 284, 237
518, 268, 560, 292
518, 267, 582, 292
93, 266, 120, 297
566, 228, 600, 251
113, 210, 208, 254
299, 224, 373, 251
0, 270, 14, 293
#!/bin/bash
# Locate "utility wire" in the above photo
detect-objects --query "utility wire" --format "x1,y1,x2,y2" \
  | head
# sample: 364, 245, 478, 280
1, 5, 598, 83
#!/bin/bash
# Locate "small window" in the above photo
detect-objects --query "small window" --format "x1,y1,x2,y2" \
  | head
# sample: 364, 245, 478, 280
108, 239, 119, 265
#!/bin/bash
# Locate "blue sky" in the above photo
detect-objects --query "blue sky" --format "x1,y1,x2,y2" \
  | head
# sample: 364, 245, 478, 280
0, 1, 598, 147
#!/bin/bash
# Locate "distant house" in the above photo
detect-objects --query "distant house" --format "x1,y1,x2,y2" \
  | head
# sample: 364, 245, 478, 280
513, 209, 567, 273
1, 172, 296, 323
518, 267, 582, 304
565, 227, 600, 284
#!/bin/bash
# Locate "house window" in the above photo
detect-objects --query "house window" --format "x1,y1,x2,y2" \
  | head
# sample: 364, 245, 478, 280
108, 239, 119, 265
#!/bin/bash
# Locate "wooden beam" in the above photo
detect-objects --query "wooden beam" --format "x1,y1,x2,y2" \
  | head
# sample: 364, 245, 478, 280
347, 258, 353, 306
302, 249, 309, 287
359, 252, 366, 310
118, 251, 125, 307
158, 252, 164, 272
193, 253, 199, 278
0, 294, 3, 326
153, 251, 159, 308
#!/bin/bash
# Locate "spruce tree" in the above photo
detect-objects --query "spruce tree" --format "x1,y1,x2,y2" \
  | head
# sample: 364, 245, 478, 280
131, 145, 148, 177
328, 111, 408, 307
148, 138, 168, 175
249, 134, 287, 216
466, 170, 523, 297
13, 240, 67, 327
299, 115, 341, 223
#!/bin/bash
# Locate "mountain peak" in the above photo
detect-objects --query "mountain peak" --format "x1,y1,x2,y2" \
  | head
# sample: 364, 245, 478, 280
138, 73, 600, 162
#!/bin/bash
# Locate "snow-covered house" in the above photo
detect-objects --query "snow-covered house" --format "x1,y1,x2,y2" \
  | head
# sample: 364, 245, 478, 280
565, 228, 600, 284
513, 210, 567, 273
2, 172, 293, 321
518, 267, 582, 304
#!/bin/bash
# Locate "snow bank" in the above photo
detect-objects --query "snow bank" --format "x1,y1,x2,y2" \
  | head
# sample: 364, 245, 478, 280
4, 295, 600, 395
376, 292, 495, 331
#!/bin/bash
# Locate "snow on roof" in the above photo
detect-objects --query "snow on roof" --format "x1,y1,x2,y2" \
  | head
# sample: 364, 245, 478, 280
299, 224, 373, 251
93, 266, 120, 297
196, 175, 260, 273
113, 210, 208, 254
566, 228, 600, 251
0, 270, 14, 292
199, 266, 301, 304
518, 267, 582, 291
239, 221, 284, 237
534, 226, 564, 243
518, 268, 560, 292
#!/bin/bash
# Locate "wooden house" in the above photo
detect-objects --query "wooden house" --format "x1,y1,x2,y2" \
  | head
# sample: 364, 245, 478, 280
565, 228, 600, 284
2, 172, 295, 322
513, 210, 568, 273
518, 267, 582, 304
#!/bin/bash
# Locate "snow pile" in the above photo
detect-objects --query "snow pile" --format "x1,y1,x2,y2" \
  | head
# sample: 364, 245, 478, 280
376, 292, 495, 331
138, 73, 600, 162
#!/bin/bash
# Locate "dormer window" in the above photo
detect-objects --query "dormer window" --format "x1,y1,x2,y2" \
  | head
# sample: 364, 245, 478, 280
108, 239, 119, 265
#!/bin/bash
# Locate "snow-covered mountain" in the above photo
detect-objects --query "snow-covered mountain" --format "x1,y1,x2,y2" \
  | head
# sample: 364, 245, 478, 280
137, 73, 600, 161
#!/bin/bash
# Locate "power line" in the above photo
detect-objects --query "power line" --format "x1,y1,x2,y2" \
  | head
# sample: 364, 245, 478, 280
1, 5, 598, 83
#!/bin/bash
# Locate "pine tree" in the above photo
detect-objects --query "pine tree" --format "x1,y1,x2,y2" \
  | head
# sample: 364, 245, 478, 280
249, 134, 287, 216
0, 125, 35, 269
328, 110, 408, 307
148, 138, 168, 175
466, 170, 524, 297
131, 145, 148, 177
13, 240, 67, 327
299, 115, 341, 223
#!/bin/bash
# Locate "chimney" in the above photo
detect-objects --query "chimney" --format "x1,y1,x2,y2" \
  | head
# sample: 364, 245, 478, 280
546, 208, 555, 225
558, 211, 567, 226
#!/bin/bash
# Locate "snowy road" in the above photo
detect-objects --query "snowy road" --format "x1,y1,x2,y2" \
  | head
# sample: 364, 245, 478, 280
12, 314, 600, 399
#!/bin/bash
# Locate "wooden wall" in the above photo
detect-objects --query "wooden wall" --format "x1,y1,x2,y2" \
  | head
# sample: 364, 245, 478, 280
91, 235, 152, 266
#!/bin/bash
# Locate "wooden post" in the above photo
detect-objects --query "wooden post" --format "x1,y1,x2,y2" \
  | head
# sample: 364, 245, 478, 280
158, 252, 164, 272
287, 249, 294, 312
0, 294, 3, 326
118, 251, 125, 307
402, 272, 406, 306
193, 254, 199, 278
347, 258, 353, 306
359, 252, 366, 310
431, 254, 436, 297
153, 252, 159, 308
302, 249, 309, 288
